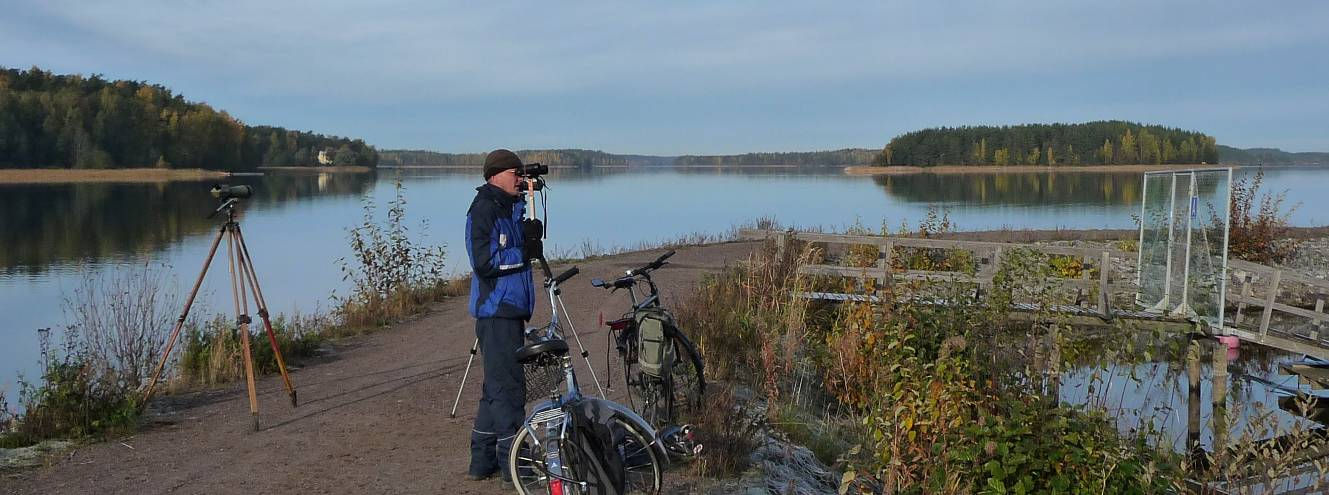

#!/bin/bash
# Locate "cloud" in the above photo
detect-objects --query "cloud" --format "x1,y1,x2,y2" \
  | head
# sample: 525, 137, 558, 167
4, 0, 1327, 152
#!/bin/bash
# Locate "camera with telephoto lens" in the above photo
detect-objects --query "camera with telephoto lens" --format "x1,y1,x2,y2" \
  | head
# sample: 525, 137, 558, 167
516, 162, 548, 178
210, 184, 253, 200
517, 179, 544, 192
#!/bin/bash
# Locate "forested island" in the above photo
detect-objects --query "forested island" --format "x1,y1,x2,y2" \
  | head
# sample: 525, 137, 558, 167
380, 148, 876, 168
877, 121, 1219, 167
1218, 145, 1328, 165
0, 67, 378, 171
378, 149, 627, 168
673, 148, 878, 166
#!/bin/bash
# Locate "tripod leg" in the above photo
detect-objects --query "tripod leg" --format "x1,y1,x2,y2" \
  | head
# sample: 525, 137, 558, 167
143, 224, 226, 405
449, 338, 480, 418
556, 294, 606, 398
227, 228, 261, 431
233, 225, 298, 407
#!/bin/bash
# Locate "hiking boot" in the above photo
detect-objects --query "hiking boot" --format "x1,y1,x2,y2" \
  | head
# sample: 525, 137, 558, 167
467, 467, 497, 481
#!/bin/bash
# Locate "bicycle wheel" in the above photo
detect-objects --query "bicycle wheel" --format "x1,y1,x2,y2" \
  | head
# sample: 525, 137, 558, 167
509, 415, 663, 494
626, 370, 665, 429
666, 332, 706, 423
509, 424, 551, 495
611, 415, 665, 494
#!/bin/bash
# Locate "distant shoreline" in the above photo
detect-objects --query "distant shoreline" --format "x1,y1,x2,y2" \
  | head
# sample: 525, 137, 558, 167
257, 166, 372, 173
845, 163, 1239, 176
0, 168, 229, 184
379, 165, 596, 170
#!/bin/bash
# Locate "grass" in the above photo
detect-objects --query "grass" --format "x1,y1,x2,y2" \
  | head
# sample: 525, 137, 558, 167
175, 313, 328, 387
674, 215, 1329, 492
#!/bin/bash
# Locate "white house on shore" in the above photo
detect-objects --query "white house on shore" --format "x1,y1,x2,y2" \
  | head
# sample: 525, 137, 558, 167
317, 149, 333, 165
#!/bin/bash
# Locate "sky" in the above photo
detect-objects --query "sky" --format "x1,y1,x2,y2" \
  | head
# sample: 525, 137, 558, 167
3, 0, 1327, 155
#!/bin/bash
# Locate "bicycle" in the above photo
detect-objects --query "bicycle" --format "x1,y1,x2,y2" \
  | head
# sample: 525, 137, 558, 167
591, 250, 706, 435
509, 264, 666, 494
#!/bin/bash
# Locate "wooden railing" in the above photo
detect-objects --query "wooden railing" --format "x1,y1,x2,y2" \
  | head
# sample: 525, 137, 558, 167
739, 229, 1132, 319
1226, 258, 1329, 344
738, 228, 1329, 358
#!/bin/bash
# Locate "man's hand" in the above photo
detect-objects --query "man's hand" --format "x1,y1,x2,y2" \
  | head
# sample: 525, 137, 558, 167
522, 218, 544, 261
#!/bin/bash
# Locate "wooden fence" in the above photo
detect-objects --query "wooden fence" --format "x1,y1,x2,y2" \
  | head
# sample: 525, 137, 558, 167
739, 229, 1329, 358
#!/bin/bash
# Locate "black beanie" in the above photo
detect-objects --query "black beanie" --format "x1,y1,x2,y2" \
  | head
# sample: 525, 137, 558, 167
483, 149, 522, 180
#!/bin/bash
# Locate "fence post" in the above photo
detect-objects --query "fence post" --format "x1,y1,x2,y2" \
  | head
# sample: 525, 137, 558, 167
1259, 269, 1282, 338
1313, 298, 1325, 342
775, 229, 790, 259
1234, 272, 1252, 327
1186, 337, 1203, 469
1212, 340, 1229, 454
1098, 250, 1112, 319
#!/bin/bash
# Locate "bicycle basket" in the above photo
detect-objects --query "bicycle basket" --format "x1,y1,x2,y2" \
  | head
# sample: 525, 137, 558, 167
524, 357, 566, 400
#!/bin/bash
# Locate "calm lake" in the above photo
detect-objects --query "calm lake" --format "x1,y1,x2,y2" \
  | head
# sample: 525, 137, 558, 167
2, 165, 1326, 414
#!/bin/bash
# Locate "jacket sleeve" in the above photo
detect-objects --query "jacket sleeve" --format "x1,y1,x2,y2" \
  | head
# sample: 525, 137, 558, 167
467, 199, 526, 278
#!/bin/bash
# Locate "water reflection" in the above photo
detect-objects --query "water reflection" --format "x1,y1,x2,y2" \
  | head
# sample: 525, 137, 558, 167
0, 172, 375, 275
875, 172, 1157, 207
1, 165, 1325, 404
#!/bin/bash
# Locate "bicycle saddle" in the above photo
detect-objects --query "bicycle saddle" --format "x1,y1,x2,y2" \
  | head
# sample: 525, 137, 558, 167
516, 338, 569, 364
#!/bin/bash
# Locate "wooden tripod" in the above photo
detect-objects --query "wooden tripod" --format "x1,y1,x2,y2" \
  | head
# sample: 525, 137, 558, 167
142, 198, 298, 431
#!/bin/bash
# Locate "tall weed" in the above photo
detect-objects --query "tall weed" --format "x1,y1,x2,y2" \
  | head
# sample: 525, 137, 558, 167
335, 177, 451, 331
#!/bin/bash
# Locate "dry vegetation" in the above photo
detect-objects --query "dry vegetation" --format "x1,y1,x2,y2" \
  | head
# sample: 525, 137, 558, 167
0, 168, 227, 184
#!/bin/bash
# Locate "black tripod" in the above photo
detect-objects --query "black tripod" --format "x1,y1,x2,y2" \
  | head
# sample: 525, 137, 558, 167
142, 192, 298, 431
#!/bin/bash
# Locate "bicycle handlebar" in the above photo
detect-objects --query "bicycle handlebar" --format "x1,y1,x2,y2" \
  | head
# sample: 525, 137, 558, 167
551, 266, 579, 286
627, 250, 675, 276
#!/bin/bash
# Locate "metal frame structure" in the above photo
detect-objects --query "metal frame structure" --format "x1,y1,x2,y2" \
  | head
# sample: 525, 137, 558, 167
1136, 168, 1233, 328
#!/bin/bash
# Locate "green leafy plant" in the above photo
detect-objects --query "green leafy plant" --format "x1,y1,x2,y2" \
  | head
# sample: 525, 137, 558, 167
335, 177, 451, 332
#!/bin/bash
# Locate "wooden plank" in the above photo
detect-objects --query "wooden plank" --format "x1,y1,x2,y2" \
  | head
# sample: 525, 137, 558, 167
1229, 258, 1329, 291
1228, 292, 1327, 323
798, 264, 886, 279
1223, 325, 1329, 362
798, 264, 990, 284
1280, 364, 1329, 390
1260, 269, 1282, 337
738, 229, 1128, 258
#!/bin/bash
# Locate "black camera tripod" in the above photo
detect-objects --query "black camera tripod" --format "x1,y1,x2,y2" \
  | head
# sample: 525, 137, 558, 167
142, 191, 298, 431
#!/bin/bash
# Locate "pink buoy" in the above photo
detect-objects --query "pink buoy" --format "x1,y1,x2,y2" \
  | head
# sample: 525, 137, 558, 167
1217, 335, 1240, 349
1217, 335, 1240, 360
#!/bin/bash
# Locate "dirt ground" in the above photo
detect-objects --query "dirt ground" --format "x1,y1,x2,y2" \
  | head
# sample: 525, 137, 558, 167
0, 241, 760, 495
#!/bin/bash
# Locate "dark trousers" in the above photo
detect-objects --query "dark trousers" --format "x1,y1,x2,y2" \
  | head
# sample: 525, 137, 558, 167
468, 317, 526, 476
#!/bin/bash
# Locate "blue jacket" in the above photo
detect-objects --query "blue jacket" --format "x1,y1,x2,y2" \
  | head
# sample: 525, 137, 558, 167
466, 184, 535, 320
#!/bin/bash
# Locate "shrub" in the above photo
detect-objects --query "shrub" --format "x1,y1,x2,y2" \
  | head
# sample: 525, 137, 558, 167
62, 262, 180, 389
10, 334, 139, 442
690, 384, 762, 478
1224, 169, 1299, 264
335, 177, 451, 332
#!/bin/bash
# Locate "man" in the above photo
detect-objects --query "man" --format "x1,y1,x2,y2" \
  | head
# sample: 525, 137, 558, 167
465, 149, 537, 481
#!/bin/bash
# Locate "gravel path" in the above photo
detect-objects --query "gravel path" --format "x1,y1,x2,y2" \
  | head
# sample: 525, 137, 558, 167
0, 242, 760, 495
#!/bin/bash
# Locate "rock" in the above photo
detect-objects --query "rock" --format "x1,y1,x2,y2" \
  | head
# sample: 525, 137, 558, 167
0, 440, 74, 470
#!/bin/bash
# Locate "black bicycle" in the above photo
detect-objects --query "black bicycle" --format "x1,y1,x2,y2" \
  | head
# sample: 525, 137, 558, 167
592, 250, 706, 434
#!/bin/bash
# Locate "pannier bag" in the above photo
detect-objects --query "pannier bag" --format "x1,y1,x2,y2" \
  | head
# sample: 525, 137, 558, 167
634, 307, 676, 377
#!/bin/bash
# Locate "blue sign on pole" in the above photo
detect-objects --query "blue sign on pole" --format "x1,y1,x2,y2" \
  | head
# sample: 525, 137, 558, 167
1190, 196, 1198, 219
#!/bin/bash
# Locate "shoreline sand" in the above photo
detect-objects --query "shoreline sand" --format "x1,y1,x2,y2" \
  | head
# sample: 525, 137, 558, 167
0, 168, 229, 184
